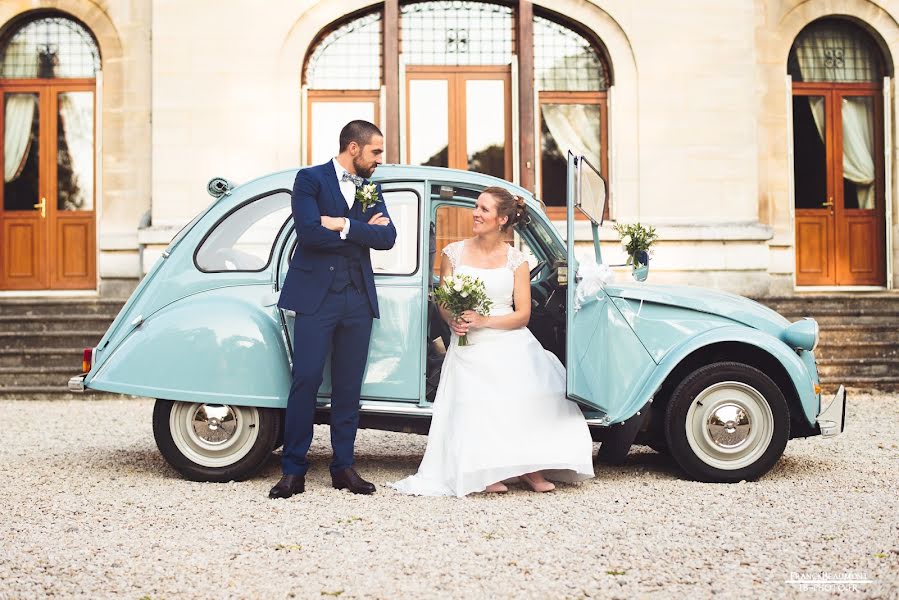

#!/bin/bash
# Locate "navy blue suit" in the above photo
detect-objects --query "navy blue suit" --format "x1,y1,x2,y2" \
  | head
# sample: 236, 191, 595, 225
278, 161, 397, 476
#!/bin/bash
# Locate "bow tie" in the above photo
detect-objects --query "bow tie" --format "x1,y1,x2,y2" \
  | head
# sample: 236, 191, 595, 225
341, 171, 363, 187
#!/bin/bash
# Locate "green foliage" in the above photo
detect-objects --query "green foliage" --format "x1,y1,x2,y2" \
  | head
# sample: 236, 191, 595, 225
432, 273, 492, 346
613, 222, 659, 267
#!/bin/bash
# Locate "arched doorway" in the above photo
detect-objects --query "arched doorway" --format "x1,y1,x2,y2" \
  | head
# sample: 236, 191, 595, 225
789, 18, 887, 286
0, 14, 99, 290
302, 1, 611, 265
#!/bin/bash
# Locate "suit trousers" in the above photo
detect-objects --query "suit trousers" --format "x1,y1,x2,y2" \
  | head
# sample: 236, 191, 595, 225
281, 285, 373, 476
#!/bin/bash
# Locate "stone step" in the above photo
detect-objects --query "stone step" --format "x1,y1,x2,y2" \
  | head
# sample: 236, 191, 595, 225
0, 330, 106, 351
816, 358, 899, 378
0, 315, 116, 333
0, 387, 134, 401
0, 348, 83, 368
817, 325, 899, 344
779, 314, 899, 326
823, 377, 899, 392
0, 366, 84, 387
760, 294, 899, 313
815, 341, 899, 359
0, 298, 125, 318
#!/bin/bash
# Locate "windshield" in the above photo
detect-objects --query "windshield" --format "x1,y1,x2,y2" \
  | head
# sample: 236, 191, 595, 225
525, 212, 565, 263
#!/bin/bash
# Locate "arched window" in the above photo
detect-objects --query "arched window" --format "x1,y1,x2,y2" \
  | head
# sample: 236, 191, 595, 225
0, 13, 100, 290
787, 18, 887, 287
400, 1, 513, 65
788, 19, 882, 83
535, 13, 608, 212
304, 10, 383, 165
0, 15, 100, 78
302, 2, 612, 219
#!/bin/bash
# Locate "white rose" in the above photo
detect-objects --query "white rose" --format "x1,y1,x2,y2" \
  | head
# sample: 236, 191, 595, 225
460, 291, 469, 298
621, 234, 632, 247
453, 281, 464, 292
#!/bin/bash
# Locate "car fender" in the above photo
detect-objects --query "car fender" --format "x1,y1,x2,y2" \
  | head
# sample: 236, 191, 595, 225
618, 325, 818, 427
86, 286, 291, 408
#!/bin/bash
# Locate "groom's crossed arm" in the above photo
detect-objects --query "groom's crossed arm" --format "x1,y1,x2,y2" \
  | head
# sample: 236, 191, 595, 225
292, 171, 396, 252
344, 185, 396, 251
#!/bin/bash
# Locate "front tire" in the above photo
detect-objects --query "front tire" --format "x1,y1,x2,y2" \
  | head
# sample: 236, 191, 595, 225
153, 399, 281, 482
665, 362, 789, 483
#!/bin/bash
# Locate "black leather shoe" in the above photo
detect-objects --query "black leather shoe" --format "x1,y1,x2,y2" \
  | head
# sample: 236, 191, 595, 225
268, 474, 305, 499
331, 468, 376, 495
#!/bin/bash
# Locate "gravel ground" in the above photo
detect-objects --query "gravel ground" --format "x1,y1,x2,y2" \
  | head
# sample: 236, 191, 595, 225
0, 392, 897, 600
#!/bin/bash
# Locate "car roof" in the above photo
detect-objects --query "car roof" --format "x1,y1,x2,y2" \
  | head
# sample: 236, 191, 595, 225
216, 164, 538, 209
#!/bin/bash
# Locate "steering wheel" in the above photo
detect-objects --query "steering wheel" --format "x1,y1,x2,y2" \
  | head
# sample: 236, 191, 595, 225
529, 260, 548, 280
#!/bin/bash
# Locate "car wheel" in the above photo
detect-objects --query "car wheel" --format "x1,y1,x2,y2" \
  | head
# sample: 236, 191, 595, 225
153, 399, 281, 482
646, 439, 669, 455
664, 362, 789, 483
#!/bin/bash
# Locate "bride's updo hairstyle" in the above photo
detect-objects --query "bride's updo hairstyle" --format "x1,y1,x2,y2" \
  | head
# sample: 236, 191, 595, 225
482, 186, 530, 232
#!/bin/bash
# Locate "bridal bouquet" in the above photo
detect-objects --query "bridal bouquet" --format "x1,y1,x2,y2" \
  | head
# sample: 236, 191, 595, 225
432, 273, 492, 346
613, 222, 658, 268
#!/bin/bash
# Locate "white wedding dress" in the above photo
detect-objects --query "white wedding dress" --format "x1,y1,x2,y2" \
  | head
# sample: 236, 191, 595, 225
391, 240, 595, 497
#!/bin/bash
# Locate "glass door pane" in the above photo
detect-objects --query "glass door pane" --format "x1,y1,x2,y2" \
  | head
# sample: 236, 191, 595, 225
464, 79, 506, 177
540, 102, 600, 206
408, 79, 449, 167
840, 95, 875, 209
308, 101, 376, 166
792, 95, 828, 210
57, 91, 94, 211
4, 93, 40, 211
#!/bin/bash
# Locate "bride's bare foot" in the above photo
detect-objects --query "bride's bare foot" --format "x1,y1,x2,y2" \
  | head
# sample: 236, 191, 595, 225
485, 482, 508, 493
520, 471, 555, 493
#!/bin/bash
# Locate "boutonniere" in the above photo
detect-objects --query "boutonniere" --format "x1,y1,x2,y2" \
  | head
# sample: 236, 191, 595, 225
355, 183, 381, 212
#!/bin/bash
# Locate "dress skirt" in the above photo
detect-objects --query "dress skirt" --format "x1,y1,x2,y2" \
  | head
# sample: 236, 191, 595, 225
390, 325, 595, 497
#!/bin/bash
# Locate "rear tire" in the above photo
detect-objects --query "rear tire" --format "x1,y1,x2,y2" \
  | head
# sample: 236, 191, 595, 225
153, 399, 281, 482
665, 362, 789, 483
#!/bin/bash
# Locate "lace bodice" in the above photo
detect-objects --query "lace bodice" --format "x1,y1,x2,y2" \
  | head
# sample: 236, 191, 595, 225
442, 240, 528, 316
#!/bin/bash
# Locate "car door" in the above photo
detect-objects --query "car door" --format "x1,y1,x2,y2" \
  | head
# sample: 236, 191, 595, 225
565, 154, 655, 420
276, 182, 426, 404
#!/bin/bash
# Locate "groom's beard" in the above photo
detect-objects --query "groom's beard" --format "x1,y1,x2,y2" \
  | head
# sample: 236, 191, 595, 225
353, 156, 376, 179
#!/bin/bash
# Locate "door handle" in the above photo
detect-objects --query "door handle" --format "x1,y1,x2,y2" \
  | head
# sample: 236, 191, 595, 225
33, 197, 46, 218
821, 197, 834, 208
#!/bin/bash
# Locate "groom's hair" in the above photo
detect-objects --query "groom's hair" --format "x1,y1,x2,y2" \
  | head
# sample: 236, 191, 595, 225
339, 120, 383, 152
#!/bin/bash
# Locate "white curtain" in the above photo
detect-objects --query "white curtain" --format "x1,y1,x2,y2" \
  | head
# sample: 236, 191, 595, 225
795, 30, 877, 209
542, 103, 600, 169
4, 95, 37, 183
57, 92, 95, 210
841, 98, 875, 209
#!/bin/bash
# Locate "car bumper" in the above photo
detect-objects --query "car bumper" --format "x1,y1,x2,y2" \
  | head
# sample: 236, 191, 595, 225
816, 385, 846, 437
68, 375, 86, 392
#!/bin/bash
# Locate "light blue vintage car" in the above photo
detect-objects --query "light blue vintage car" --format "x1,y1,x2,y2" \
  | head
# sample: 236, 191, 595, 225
70, 155, 846, 483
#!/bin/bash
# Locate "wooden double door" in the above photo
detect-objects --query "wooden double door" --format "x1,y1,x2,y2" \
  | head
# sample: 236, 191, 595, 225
406, 66, 513, 264
0, 80, 96, 290
792, 84, 886, 286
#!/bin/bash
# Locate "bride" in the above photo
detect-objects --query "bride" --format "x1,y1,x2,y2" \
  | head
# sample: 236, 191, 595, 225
391, 186, 595, 497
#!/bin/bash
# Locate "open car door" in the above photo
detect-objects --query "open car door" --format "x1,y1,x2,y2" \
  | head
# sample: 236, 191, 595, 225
564, 153, 654, 420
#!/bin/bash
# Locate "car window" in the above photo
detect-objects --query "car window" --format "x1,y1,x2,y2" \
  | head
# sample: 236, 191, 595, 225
371, 189, 420, 275
195, 191, 292, 272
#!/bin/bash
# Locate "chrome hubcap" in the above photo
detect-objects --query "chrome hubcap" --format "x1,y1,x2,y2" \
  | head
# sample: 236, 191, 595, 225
706, 403, 751, 449
685, 381, 774, 471
191, 404, 238, 445
170, 402, 260, 468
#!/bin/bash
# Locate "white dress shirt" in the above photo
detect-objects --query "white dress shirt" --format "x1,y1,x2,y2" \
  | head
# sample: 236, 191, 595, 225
332, 158, 355, 239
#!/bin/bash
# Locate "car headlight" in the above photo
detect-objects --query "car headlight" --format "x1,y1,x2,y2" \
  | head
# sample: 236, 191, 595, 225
781, 317, 819, 352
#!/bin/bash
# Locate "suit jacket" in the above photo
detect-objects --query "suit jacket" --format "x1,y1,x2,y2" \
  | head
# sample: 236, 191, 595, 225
278, 161, 397, 318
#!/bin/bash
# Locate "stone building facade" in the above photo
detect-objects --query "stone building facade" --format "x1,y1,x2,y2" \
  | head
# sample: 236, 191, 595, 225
0, 0, 897, 297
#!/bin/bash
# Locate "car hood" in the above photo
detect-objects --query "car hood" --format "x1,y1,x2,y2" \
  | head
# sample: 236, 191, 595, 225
602, 283, 791, 336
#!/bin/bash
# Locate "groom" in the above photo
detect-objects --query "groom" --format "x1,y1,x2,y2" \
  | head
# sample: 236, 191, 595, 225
270, 120, 396, 499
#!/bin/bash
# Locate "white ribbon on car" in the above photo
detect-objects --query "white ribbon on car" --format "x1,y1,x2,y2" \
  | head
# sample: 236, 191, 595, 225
573, 259, 613, 312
